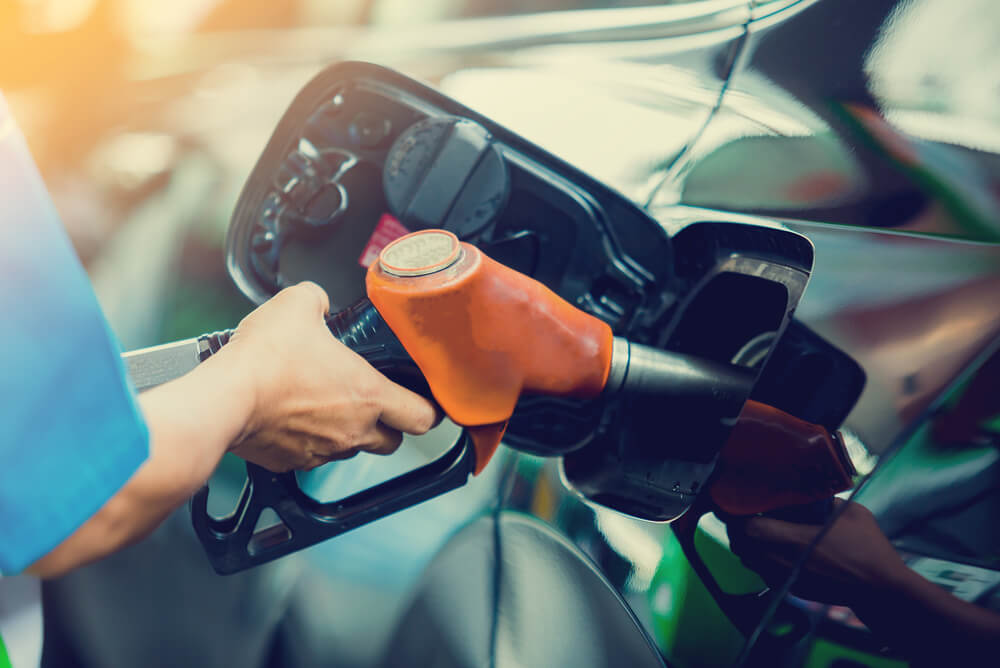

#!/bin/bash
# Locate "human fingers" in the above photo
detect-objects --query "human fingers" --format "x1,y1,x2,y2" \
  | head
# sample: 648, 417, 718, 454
243, 281, 330, 327
231, 435, 314, 473
376, 377, 440, 436
300, 425, 402, 471
230, 281, 330, 356
360, 423, 404, 455
310, 423, 404, 462
743, 515, 823, 550
287, 280, 330, 316
725, 521, 793, 580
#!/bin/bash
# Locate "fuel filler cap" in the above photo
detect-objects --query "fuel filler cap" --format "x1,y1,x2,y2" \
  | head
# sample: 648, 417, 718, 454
383, 117, 510, 236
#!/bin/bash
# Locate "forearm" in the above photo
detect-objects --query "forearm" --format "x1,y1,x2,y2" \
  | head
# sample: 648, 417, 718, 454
27, 345, 256, 577
854, 565, 1000, 666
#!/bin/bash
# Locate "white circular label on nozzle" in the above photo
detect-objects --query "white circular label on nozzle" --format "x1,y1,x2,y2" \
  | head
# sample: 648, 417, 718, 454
379, 230, 461, 277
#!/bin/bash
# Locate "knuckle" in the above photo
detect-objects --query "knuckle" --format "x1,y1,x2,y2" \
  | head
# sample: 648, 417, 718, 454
272, 284, 301, 305
267, 282, 330, 318
412, 405, 437, 434
357, 380, 383, 404
294, 281, 330, 314
340, 426, 367, 448
355, 388, 384, 418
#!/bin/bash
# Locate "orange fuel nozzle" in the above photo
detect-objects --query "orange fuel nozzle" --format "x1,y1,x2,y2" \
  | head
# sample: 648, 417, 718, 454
367, 230, 615, 473
367, 229, 760, 475
189, 231, 830, 576
710, 399, 857, 516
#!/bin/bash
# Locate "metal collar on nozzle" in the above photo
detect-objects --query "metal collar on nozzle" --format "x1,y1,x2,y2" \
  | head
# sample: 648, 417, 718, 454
379, 230, 462, 277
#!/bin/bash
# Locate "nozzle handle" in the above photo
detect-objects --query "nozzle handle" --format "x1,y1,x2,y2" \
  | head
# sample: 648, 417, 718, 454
188, 298, 478, 575
191, 432, 475, 574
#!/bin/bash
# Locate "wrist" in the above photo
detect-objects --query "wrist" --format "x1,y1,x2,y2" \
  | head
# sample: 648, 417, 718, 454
190, 339, 260, 450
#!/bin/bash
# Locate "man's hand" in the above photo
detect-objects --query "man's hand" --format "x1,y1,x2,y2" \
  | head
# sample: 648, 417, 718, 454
28, 282, 438, 577
724, 500, 1000, 666
219, 282, 438, 471
725, 499, 908, 606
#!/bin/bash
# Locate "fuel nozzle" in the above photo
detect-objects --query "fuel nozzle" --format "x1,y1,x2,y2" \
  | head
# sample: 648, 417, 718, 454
367, 230, 856, 530
366, 229, 759, 472
190, 229, 758, 476
604, 337, 755, 417
184, 228, 819, 574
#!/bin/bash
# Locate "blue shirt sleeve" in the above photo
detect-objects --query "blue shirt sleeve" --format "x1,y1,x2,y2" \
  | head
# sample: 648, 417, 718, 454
0, 93, 149, 575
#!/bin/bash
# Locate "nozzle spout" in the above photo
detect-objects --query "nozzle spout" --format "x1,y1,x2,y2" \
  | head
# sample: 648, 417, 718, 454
605, 337, 755, 416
